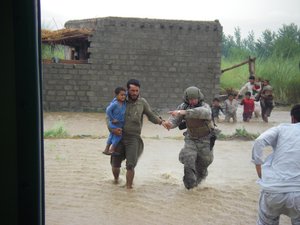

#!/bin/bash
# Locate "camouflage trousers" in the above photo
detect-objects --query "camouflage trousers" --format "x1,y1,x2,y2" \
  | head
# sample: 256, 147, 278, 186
179, 136, 214, 189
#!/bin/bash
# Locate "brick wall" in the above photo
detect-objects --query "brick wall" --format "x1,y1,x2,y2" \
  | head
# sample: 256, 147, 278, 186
42, 17, 222, 112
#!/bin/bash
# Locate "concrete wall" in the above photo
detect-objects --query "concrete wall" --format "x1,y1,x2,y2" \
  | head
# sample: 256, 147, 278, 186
42, 17, 222, 112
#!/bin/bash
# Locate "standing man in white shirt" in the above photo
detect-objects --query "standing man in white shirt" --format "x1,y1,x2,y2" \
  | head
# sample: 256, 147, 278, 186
251, 104, 300, 225
237, 75, 257, 97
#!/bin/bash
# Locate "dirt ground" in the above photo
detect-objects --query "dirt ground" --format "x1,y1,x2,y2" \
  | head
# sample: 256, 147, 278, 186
44, 107, 292, 225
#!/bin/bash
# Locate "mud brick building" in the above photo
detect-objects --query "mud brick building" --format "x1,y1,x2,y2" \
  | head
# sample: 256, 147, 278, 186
42, 17, 222, 112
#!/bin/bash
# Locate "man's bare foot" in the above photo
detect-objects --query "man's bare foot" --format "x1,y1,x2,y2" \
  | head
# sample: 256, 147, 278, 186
262, 115, 268, 123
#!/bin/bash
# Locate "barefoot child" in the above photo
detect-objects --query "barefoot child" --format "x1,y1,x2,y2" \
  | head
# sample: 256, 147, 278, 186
240, 91, 254, 122
211, 97, 224, 123
224, 93, 239, 123
103, 87, 126, 155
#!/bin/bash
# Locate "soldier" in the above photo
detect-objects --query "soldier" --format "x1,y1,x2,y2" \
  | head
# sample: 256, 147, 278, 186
164, 86, 216, 189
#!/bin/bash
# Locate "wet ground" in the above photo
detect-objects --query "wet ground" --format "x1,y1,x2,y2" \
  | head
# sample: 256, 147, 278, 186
44, 106, 291, 225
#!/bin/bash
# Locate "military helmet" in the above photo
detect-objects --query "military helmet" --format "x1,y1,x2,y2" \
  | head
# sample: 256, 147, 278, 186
183, 86, 204, 103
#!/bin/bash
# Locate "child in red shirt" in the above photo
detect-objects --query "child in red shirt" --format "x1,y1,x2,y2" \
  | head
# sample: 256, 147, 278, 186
240, 91, 254, 122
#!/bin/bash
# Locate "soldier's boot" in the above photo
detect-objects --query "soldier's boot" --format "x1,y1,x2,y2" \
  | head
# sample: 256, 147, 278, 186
183, 167, 197, 190
196, 169, 208, 185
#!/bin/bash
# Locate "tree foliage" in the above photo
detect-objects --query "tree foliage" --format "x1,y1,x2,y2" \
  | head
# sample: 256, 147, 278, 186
41, 44, 64, 60
222, 23, 300, 60
255, 30, 276, 58
221, 23, 300, 105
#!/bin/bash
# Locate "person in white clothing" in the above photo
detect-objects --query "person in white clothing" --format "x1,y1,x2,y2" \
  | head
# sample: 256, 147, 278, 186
237, 75, 257, 97
238, 75, 261, 118
251, 103, 300, 225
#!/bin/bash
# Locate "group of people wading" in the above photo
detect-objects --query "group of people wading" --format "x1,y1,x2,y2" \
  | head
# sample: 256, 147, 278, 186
211, 75, 275, 124
237, 75, 275, 123
102, 78, 300, 224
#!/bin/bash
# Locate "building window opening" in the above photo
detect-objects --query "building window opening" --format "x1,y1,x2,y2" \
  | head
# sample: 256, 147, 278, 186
41, 28, 92, 64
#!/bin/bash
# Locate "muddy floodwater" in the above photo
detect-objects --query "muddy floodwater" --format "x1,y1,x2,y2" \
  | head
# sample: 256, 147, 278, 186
44, 107, 291, 225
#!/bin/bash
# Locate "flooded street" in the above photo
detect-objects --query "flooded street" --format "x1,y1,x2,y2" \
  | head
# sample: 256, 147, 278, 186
44, 107, 291, 225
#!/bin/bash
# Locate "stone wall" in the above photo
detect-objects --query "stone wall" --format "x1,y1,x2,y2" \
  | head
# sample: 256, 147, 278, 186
42, 17, 222, 112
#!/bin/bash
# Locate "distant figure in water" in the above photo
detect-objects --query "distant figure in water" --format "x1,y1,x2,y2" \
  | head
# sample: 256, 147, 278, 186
255, 79, 274, 123
164, 86, 217, 189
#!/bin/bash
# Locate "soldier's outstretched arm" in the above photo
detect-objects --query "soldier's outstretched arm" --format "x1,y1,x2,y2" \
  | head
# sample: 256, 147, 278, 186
185, 104, 212, 120
168, 110, 187, 117
166, 108, 186, 130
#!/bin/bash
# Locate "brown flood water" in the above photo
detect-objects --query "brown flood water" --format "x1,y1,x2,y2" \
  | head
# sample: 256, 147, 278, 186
44, 107, 291, 225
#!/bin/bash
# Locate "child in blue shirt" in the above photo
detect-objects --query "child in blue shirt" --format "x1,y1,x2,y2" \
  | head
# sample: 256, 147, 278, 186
103, 87, 127, 155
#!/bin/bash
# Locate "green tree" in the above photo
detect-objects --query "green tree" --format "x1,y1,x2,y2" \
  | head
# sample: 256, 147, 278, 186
222, 27, 251, 60
234, 27, 242, 48
273, 23, 300, 58
255, 29, 276, 58
222, 33, 236, 57
243, 30, 256, 55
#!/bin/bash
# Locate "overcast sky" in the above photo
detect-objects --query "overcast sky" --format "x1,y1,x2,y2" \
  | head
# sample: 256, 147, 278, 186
41, 0, 300, 39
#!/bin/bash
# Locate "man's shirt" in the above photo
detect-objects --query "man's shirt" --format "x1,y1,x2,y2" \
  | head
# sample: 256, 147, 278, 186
123, 97, 161, 136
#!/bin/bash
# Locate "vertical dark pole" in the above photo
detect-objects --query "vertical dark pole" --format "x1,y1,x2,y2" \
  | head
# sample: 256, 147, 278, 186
12, 0, 44, 224
3, 0, 18, 224
248, 56, 256, 76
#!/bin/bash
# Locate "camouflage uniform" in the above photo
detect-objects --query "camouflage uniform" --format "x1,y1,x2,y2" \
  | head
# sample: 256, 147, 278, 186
168, 87, 215, 189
